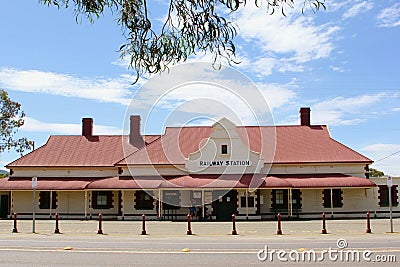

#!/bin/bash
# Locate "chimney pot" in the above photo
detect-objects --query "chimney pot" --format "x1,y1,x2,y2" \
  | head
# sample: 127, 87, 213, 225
82, 118, 93, 137
300, 107, 311, 126
130, 115, 145, 148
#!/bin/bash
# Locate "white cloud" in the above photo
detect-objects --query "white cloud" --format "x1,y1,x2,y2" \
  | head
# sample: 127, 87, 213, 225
124, 62, 296, 126
0, 67, 135, 105
330, 65, 345, 72
311, 93, 391, 126
324, 0, 353, 12
232, 4, 339, 77
21, 117, 122, 135
342, 1, 374, 20
245, 57, 277, 77
362, 144, 400, 176
236, 7, 338, 60
377, 3, 400, 28
363, 144, 400, 152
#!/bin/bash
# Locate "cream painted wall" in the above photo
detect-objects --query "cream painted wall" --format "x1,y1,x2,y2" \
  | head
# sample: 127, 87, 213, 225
301, 189, 324, 213
185, 118, 264, 174
119, 161, 368, 179
12, 191, 33, 213
371, 177, 400, 186
119, 166, 188, 176
10, 160, 368, 180
269, 164, 367, 177
342, 189, 370, 211
56, 191, 86, 214
122, 191, 135, 214
259, 190, 271, 214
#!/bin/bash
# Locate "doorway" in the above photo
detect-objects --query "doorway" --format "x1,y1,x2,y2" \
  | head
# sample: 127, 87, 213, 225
0, 195, 9, 219
214, 190, 236, 221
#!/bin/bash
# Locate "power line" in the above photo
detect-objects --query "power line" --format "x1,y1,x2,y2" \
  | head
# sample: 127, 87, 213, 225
374, 150, 400, 163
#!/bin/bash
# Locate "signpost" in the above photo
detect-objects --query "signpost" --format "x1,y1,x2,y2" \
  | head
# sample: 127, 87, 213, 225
32, 177, 37, 233
387, 176, 393, 233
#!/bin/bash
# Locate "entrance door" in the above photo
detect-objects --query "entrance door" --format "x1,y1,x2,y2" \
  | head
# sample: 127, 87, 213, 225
0, 195, 9, 219
215, 190, 236, 221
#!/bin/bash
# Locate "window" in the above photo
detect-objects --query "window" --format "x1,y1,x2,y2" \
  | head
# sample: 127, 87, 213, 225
92, 191, 113, 209
221, 144, 228, 155
97, 192, 108, 207
378, 185, 399, 207
240, 196, 255, 208
271, 189, 288, 210
39, 191, 57, 209
135, 190, 154, 210
276, 190, 284, 205
323, 189, 343, 208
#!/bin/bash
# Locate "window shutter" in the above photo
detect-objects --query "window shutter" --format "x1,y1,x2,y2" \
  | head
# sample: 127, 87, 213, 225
322, 189, 330, 208
378, 186, 384, 206
336, 189, 343, 208
107, 191, 113, 209
39, 191, 45, 209
134, 191, 139, 210
378, 185, 393, 207
271, 190, 276, 210
51, 191, 57, 209
393, 185, 399, 206
92, 191, 98, 209
292, 189, 302, 209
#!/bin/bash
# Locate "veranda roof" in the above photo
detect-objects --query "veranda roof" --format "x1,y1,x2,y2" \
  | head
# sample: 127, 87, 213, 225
0, 173, 375, 190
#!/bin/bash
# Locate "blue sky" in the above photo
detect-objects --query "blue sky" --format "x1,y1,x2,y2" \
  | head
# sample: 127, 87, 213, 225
0, 0, 399, 176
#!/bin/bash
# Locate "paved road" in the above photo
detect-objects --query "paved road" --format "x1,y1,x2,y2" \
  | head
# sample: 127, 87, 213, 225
0, 235, 399, 266
0, 218, 398, 266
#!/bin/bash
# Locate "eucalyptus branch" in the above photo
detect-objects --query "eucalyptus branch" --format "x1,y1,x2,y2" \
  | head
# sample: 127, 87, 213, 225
39, 0, 326, 83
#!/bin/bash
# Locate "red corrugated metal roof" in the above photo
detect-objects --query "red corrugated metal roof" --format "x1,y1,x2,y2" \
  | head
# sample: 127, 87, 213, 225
6, 135, 158, 167
86, 176, 166, 189
7, 124, 372, 168
86, 176, 140, 189
163, 174, 265, 188
116, 127, 214, 165
120, 125, 372, 165
0, 177, 91, 190
0, 174, 375, 190
273, 173, 376, 188
263, 176, 292, 188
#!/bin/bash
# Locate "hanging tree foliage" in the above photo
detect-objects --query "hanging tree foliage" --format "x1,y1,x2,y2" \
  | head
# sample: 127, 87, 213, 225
40, 0, 326, 83
0, 90, 32, 155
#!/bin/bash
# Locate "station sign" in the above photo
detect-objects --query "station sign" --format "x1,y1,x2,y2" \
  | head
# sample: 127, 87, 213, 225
199, 160, 252, 167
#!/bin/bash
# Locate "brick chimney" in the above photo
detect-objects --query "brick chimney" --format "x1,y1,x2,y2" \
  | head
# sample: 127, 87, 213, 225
82, 118, 93, 137
129, 115, 145, 148
300, 107, 311, 126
